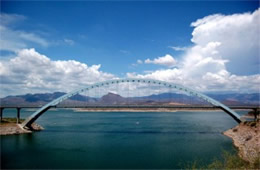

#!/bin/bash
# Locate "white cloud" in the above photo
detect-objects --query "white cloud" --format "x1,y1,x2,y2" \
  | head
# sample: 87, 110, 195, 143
19, 32, 48, 47
0, 48, 117, 97
1, 9, 259, 97
144, 54, 177, 67
119, 50, 130, 54
190, 9, 260, 75
127, 9, 260, 93
127, 68, 182, 83
0, 13, 26, 25
169, 46, 188, 51
64, 38, 75, 45
131, 59, 143, 67
127, 68, 260, 93
0, 13, 49, 52
137, 59, 143, 64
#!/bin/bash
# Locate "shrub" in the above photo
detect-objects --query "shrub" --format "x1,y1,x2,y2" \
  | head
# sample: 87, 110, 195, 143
186, 150, 259, 169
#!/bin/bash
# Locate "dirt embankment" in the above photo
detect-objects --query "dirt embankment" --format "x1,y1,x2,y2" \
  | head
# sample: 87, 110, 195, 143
224, 120, 260, 163
0, 118, 43, 135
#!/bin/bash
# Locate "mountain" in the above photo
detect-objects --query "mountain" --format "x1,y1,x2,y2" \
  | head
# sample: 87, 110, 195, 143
99, 92, 126, 105
21, 92, 66, 102
207, 93, 260, 106
0, 92, 259, 106
136, 92, 260, 106
0, 92, 65, 106
0, 92, 97, 106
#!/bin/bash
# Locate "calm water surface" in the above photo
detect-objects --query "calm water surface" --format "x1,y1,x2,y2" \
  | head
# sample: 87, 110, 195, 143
1, 109, 247, 169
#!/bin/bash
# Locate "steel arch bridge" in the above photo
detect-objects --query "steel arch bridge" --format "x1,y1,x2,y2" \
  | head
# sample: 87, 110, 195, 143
21, 78, 242, 129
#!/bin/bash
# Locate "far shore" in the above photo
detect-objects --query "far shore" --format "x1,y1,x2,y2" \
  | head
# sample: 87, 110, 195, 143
2, 106, 252, 113
71, 107, 251, 112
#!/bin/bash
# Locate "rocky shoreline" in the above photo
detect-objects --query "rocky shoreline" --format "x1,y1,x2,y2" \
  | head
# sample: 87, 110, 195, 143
223, 120, 260, 164
0, 118, 43, 135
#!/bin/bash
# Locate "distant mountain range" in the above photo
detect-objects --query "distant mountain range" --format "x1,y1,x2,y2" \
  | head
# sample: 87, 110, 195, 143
0, 92, 259, 107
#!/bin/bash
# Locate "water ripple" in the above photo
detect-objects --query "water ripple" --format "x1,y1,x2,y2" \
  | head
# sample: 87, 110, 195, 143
42, 129, 221, 134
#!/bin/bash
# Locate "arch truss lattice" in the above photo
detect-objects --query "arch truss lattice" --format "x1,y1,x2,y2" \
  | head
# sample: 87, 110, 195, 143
21, 78, 242, 128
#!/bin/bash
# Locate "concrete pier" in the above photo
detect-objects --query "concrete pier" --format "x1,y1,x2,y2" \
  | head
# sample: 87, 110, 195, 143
16, 108, 21, 124
0, 108, 3, 122
0, 107, 22, 124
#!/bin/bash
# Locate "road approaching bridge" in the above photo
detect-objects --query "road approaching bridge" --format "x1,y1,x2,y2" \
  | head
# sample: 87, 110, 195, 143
1, 78, 256, 129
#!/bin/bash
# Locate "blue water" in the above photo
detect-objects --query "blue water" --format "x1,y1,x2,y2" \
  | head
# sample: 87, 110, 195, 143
1, 109, 247, 169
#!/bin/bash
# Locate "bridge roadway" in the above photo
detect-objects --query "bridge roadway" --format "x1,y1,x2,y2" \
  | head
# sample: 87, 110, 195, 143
0, 105, 259, 109
0, 105, 259, 124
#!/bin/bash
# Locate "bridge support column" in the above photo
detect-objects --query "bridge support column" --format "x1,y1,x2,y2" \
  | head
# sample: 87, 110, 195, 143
0, 108, 3, 122
17, 108, 21, 124
251, 108, 259, 120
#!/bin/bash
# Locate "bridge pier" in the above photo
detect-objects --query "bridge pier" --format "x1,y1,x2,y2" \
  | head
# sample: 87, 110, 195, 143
16, 108, 21, 124
0, 108, 4, 122
251, 108, 259, 120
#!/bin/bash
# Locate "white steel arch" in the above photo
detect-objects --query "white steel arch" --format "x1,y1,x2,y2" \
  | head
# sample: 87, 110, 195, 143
21, 78, 242, 128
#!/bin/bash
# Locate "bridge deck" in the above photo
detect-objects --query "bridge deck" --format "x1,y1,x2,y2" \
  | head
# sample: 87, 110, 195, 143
0, 105, 259, 109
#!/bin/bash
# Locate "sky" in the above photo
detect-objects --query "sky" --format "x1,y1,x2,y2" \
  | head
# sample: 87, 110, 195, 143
0, 1, 259, 97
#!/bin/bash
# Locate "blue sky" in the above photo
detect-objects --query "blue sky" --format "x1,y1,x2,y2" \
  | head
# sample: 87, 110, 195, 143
0, 1, 259, 96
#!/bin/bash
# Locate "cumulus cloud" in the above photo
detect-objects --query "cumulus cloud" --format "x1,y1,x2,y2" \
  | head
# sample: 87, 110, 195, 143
127, 9, 260, 93
0, 13, 49, 52
190, 9, 259, 75
0, 13, 117, 97
0, 48, 116, 97
127, 68, 260, 93
144, 54, 177, 67
1, 9, 259, 97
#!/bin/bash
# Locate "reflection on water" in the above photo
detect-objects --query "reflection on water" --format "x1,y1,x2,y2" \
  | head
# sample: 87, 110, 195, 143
1, 109, 247, 169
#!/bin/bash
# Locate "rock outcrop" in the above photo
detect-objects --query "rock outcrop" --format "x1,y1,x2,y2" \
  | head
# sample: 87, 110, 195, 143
224, 120, 260, 163
0, 120, 43, 135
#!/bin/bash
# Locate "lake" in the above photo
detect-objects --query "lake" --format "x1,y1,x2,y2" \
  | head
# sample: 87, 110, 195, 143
1, 109, 247, 169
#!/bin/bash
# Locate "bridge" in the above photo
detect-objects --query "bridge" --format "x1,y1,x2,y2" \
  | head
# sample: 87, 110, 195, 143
1, 105, 258, 124
1, 78, 258, 129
